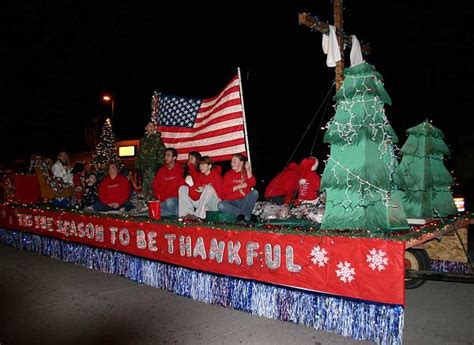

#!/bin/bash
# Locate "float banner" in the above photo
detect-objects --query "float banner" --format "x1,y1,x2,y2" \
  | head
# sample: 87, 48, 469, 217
0, 205, 404, 305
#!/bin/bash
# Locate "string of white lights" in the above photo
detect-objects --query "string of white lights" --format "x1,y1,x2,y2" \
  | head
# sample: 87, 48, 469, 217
322, 70, 405, 214
327, 156, 390, 207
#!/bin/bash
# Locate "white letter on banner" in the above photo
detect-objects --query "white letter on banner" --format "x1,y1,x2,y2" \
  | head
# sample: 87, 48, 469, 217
69, 221, 78, 237
209, 238, 225, 263
179, 236, 192, 257
119, 228, 130, 246
148, 231, 158, 252
228, 241, 241, 265
246, 242, 260, 266
16, 213, 24, 226
136, 230, 146, 249
46, 217, 54, 232
109, 227, 118, 245
285, 246, 302, 273
77, 223, 85, 238
265, 244, 281, 270
25, 214, 33, 227
62, 220, 70, 237
40, 216, 48, 230
85, 223, 95, 239
164, 234, 176, 254
34, 215, 41, 229
193, 237, 207, 260
56, 220, 63, 234
95, 225, 104, 242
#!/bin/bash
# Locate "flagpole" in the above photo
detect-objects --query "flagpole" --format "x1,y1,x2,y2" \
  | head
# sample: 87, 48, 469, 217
237, 67, 252, 167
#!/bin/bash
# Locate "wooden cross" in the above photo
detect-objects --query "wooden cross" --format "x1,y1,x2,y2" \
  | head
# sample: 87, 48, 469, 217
298, 1, 371, 90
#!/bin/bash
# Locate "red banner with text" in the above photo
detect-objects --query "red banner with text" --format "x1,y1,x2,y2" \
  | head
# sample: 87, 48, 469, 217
0, 205, 405, 305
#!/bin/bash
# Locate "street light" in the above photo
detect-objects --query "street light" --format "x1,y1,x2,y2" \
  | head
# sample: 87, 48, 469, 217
102, 95, 115, 121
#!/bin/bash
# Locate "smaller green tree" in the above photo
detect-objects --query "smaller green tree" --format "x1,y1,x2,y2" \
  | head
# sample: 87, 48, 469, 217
399, 120, 457, 218
91, 119, 123, 170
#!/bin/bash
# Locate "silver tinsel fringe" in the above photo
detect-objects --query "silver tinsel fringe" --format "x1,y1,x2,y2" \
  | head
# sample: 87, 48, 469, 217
0, 228, 404, 345
430, 259, 469, 274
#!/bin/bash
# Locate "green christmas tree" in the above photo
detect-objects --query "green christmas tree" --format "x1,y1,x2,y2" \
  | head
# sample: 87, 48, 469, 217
320, 62, 408, 232
399, 120, 457, 218
91, 118, 123, 170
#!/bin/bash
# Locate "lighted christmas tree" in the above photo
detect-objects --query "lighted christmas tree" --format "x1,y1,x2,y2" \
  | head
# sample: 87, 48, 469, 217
320, 62, 408, 232
399, 120, 457, 218
91, 118, 122, 170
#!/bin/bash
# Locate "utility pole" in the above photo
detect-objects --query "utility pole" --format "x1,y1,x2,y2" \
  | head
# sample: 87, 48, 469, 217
298, 2, 371, 91
333, 0, 344, 90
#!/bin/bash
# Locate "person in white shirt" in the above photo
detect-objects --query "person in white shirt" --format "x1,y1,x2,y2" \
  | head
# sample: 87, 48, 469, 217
51, 151, 73, 185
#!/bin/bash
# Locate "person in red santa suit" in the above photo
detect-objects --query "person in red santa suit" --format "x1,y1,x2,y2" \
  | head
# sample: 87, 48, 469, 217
264, 162, 301, 205
218, 153, 258, 222
178, 156, 224, 220
296, 157, 321, 205
152, 148, 184, 216
93, 162, 133, 212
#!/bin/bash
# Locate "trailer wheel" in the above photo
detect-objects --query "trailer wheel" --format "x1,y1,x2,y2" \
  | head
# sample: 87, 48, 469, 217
405, 249, 430, 289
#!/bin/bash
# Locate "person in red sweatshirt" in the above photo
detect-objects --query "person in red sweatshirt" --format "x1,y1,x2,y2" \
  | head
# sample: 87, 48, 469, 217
183, 151, 201, 187
178, 156, 224, 220
152, 148, 184, 216
264, 162, 301, 205
296, 157, 321, 205
218, 153, 258, 222
93, 162, 133, 212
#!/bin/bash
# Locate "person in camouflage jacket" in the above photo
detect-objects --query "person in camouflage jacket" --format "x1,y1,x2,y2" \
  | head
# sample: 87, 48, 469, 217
135, 121, 167, 201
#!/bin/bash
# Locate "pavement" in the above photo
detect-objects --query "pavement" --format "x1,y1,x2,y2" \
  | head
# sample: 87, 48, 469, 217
0, 244, 473, 345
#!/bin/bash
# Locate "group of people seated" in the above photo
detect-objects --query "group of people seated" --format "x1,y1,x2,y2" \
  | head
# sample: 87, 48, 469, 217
30, 120, 321, 223
151, 148, 258, 222
30, 151, 99, 208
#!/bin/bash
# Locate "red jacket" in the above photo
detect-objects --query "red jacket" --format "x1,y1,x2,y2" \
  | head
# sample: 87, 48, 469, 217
222, 169, 256, 201
185, 163, 200, 181
73, 174, 85, 200
264, 162, 300, 204
152, 163, 184, 201
98, 174, 131, 206
189, 170, 224, 201
297, 157, 321, 201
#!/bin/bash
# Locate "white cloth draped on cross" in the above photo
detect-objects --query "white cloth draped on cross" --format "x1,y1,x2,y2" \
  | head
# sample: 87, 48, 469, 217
321, 25, 364, 67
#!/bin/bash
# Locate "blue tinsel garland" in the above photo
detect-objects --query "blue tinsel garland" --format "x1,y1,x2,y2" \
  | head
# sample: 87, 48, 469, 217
430, 259, 469, 274
0, 228, 404, 345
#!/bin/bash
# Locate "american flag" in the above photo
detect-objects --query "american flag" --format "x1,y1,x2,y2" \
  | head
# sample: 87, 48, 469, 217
152, 74, 247, 162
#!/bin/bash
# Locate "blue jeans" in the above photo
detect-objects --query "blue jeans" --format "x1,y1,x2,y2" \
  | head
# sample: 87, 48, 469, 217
93, 200, 134, 212
161, 197, 178, 217
218, 190, 259, 221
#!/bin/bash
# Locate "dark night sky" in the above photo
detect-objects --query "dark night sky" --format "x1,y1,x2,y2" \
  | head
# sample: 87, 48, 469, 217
2, 0, 473, 192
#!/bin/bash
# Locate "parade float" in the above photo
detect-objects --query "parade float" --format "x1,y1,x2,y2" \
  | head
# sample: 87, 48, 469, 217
1, 2, 473, 341
1, 61, 472, 345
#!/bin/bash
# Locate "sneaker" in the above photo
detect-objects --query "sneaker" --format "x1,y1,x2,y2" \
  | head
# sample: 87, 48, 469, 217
250, 214, 259, 222
183, 214, 203, 222
104, 210, 121, 215
83, 205, 94, 213
236, 214, 246, 224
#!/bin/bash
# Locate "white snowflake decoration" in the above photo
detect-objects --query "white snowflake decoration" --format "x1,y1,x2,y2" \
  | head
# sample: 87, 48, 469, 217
336, 261, 356, 283
310, 246, 329, 267
366, 248, 389, 271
